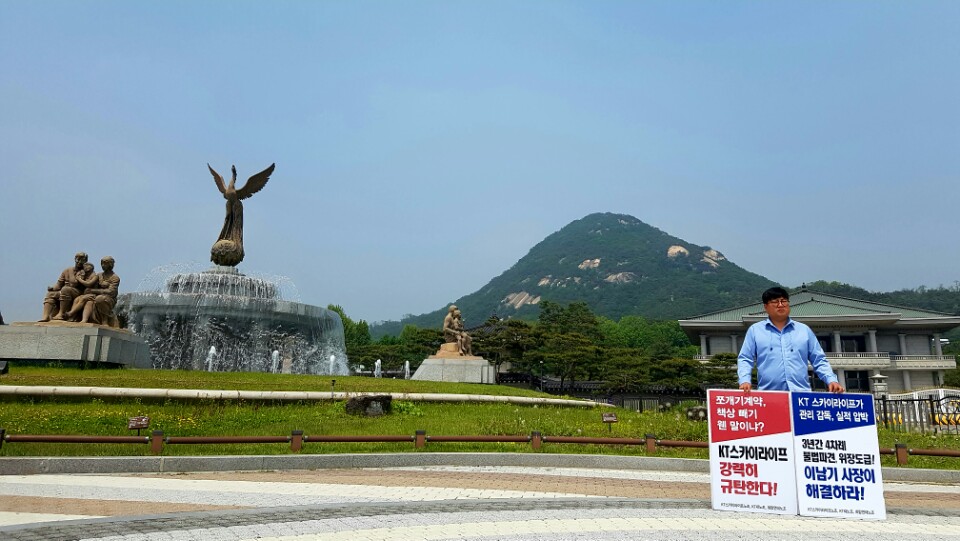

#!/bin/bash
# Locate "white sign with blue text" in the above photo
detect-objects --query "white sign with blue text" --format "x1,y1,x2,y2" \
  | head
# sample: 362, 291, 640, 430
791, 392, 886, 520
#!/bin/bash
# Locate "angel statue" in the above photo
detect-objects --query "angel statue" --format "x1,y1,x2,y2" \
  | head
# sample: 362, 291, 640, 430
207, 163, 275, 266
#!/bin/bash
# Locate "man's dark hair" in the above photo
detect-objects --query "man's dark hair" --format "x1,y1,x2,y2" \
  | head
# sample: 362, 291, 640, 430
762, 287, 790, 304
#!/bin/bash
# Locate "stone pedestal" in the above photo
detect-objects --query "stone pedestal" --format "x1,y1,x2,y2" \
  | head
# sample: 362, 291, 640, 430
412, 353, 496, 384
0, 322, 151, 368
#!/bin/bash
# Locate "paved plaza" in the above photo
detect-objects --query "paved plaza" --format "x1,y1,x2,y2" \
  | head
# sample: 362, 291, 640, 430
1, 459, 960, 541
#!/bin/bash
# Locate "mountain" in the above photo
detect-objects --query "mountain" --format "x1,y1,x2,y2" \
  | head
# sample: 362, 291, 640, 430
371, 213, 777, 336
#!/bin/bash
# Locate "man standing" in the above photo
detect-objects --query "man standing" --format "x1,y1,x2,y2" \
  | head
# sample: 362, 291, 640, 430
738, 287, 844, 394
40, 252, 88, 322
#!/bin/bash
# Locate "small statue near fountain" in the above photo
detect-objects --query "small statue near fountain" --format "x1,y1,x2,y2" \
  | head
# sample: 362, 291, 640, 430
410, 305, 495, 384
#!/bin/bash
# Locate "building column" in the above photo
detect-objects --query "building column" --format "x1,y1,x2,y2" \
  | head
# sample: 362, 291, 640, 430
832, 331, 842, 353
902, 370, 912, 391
700, 334, 708, 356
934, 333, 943, 356
730, 335, 738, 353
836, 368, 846, 387
867, 329, 878, 353
898, 333, 907, 355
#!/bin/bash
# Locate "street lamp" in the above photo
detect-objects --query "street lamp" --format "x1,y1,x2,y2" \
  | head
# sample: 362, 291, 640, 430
539, 360, 544, 392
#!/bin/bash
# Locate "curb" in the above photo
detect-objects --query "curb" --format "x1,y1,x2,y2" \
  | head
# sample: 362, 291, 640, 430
0, 385, 601, 407
1, 452, 958, 484
0, 453, 704, 475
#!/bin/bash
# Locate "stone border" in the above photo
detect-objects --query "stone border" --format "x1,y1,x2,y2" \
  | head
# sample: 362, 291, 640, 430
0, 385, 600, 407
0, 453, 701, 475
1, 452, 957, 484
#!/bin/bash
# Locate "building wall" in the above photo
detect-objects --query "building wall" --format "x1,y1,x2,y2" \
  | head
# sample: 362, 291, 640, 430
906, 335, 932, 355
707, 331, 936, 356
879, 371, 905, 393
906, 370, 937, 389
876, 335, 900, 354
708, 335, 736, 354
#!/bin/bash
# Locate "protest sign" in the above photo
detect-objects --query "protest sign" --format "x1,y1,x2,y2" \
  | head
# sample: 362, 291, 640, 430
708, 389, 797, 515
791, 392, 886, 520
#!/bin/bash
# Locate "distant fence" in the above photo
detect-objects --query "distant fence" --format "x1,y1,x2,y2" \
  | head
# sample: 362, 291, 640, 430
607, 395, 705, 413
877, 395, 960, 435
2, 428, 958, 467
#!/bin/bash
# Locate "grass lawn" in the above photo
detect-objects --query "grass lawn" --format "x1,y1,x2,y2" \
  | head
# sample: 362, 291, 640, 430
1, 366, 958, 469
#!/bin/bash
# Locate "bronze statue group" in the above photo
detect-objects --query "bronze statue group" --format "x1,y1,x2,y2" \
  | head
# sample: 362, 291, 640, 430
40, 252, 120, 327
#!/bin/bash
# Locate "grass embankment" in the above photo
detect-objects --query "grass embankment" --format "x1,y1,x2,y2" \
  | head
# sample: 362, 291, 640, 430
0, 366, 546, 396
1, 367, 958, 469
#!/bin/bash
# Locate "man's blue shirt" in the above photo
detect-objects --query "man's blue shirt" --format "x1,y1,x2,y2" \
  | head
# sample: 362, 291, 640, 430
737, 318, 838, 391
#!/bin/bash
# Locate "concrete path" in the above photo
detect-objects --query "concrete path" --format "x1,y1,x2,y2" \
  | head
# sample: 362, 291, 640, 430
1, 461, 959, 541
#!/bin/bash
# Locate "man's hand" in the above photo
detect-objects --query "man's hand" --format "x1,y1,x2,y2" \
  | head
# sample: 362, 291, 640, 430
739, 382, 752, 393
828, 382, 845, 393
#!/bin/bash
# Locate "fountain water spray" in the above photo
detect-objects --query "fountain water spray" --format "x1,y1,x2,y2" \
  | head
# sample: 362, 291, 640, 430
206, 346, 217, 371
120, 262, 349, 375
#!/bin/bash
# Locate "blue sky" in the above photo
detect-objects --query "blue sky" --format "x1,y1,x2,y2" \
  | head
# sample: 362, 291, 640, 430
1, 2, 958, 325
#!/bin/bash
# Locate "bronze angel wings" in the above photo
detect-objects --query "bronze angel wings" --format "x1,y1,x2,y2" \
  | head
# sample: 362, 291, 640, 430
207, 163, 276, 200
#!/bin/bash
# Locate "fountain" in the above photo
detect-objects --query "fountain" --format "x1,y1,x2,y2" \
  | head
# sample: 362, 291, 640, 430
118, 163, 350, 375
120, 263, 350, 375
404, 360, 410, 380
374, 359, 382, 378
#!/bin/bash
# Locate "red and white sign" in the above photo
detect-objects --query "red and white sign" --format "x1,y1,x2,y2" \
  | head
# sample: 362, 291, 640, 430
708, 390, 797, 515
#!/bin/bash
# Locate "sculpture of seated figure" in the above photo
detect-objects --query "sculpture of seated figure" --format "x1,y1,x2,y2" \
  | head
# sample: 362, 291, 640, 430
65, 262, 99, 321
41, 252, 88, 322
76, 256, 121, 328
442, 305, 473, 356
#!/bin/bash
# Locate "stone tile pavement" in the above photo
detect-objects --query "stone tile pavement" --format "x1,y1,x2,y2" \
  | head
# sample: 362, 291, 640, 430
1, 463, 959, 540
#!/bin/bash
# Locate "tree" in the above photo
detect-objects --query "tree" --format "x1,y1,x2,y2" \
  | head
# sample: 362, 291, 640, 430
537, 300, 566, 335
649, 358, 705, 392
399, 325, 443, 364
601, 348, 651, 393
327, 304, 371, 351
497, 319, 539, 380
350, 324, 442, 373
702, 352, 739, 388
562, 301, 602, 342
527, 331, 596, 392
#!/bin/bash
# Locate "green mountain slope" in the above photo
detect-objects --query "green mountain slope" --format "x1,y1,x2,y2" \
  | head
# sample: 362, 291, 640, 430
372, 213, 777, 335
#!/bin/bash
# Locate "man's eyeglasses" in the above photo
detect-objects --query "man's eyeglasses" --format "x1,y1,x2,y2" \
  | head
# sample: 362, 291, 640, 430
766, 299, 790, 306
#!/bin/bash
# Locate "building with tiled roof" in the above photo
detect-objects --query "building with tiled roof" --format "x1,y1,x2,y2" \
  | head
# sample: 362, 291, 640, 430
678, 288, 959, 393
